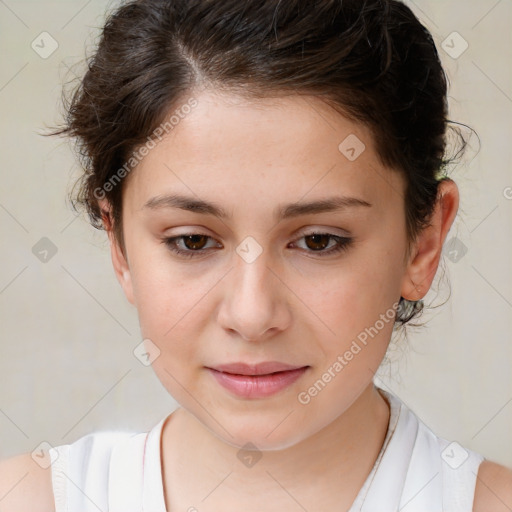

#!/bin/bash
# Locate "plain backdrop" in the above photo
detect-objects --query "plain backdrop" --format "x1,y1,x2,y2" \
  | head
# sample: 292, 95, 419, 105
0, 0, 511, 467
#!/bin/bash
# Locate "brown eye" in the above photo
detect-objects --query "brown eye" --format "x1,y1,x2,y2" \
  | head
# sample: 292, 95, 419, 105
182, 234, 209, 250
304, 234, 331, 251
162, 233, 222, 259
290, 232, 353, 256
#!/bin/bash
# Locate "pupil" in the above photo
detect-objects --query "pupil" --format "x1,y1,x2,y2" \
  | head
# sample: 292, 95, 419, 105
185, 235, 207, 250
306, 234, 329, 251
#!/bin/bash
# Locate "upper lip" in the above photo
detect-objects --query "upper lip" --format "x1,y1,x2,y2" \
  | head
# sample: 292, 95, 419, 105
207, 362, 308, 376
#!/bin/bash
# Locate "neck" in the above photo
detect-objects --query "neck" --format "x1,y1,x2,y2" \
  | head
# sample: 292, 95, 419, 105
161, 383, 390, 510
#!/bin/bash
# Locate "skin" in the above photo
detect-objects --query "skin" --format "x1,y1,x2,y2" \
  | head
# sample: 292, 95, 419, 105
100, 88, 461, 510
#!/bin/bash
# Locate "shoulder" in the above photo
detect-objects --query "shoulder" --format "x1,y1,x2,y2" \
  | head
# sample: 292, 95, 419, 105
473, 459, 512, 512
0, 453, 55, 512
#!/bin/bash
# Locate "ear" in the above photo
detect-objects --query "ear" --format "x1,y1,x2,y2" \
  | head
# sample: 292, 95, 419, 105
98, 199, 136, 306
400, 178, 459, 300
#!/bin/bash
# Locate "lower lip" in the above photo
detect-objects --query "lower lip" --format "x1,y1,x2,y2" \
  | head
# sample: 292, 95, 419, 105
207, 367, 309, 399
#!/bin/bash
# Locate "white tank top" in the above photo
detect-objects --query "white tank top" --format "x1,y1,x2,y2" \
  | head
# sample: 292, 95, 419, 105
49, 387, 485, 511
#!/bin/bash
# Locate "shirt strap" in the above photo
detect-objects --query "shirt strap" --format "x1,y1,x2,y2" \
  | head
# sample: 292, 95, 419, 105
108, 432, 147, 512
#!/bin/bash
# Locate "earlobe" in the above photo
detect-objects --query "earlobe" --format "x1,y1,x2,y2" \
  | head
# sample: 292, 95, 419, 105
99, 199, 136, 306
400, 179, 459, 301
109, 232, 135, 306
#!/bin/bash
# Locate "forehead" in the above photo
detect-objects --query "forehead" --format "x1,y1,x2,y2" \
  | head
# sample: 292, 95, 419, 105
123, 89, 405, 215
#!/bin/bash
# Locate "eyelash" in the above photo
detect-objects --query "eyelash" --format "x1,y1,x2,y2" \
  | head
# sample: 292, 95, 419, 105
161, 232, 353, 259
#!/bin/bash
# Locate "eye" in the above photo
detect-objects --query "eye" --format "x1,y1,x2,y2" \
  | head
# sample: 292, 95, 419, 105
161, 231, 353, 259
289, 232, 353, 256
162, 233, 222, 259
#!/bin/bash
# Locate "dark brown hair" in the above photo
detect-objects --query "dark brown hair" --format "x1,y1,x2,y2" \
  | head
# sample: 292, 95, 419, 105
49, 0, 468, 324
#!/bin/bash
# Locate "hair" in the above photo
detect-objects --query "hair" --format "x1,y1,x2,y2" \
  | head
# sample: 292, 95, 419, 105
48, 0, 469, 325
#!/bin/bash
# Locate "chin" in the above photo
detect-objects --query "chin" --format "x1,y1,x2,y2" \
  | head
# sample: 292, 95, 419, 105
207, 414, 312, 452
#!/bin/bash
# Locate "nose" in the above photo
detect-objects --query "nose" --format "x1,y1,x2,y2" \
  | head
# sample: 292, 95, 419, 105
216, 248, 291, 342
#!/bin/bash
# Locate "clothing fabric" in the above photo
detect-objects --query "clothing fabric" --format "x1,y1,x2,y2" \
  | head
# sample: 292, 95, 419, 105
49, 387, 485, 511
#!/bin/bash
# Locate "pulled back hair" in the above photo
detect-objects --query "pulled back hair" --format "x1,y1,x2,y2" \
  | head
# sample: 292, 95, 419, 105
50, 0, 467, 324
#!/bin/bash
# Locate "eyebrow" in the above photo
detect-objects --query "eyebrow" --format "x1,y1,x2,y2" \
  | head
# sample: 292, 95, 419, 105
143, 193, 372, 221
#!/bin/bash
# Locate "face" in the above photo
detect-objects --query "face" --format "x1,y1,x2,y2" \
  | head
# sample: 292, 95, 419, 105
109, 89, 414, 450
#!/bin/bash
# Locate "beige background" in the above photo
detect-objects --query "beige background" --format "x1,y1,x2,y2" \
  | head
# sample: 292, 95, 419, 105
0, 0, 511, 467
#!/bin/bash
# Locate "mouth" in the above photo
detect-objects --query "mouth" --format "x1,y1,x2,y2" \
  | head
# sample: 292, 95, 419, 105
207, 361, 308, 376
205, 362, 310, 399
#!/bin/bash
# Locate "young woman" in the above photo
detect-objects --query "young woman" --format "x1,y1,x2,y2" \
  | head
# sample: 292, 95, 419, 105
1, 0, 511, 510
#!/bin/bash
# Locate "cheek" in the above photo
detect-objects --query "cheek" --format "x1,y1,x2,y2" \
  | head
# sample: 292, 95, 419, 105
128, 250, 221, 376
298, 252, 403, 379
305, 259, 401, 338
132, 262, 210, 396
135, 274, 210, 341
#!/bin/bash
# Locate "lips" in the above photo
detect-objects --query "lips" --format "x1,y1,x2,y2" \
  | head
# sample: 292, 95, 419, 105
206, 362, 309, 399
208, 361, 307, 376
